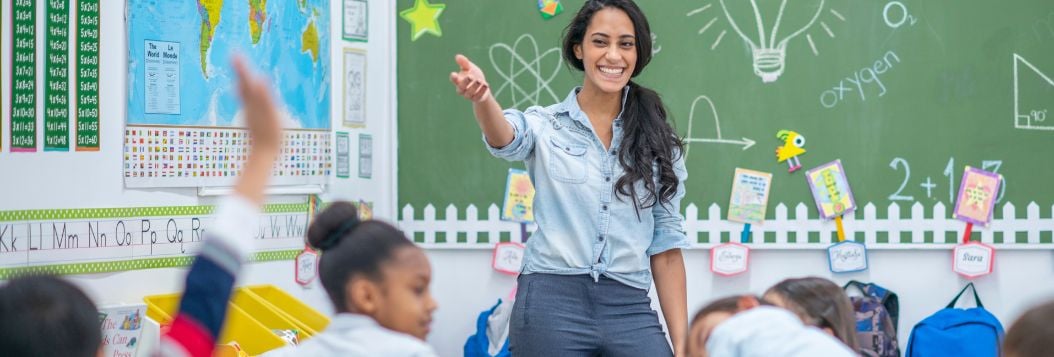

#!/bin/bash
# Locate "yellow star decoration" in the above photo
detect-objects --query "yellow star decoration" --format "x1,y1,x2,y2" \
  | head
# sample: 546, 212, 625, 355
400, 0, 446, 41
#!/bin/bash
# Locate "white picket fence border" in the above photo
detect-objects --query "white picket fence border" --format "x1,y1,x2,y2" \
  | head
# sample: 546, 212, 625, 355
398, 202, 1054, 250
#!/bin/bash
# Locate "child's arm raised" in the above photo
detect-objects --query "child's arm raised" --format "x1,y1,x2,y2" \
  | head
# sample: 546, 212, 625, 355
159, 56, 283, 357
449, 54, 513, 148
232, 55, 282, 205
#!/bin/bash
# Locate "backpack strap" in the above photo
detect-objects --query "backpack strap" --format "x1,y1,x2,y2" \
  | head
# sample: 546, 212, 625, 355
842, 280, 869, 294
877, 284, 900, 331
946, 282, 984, 309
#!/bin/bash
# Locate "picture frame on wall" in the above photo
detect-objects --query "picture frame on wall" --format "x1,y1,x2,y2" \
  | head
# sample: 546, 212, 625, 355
343, 0, 368, 41
343, 49, 367, 128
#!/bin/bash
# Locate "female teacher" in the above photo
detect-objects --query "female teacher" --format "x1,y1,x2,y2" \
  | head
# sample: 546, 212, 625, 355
450, 1, 688, 355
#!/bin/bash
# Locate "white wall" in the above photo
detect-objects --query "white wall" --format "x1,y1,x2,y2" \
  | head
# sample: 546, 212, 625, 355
0, 0, 394, 346
425, 249, 1054, 357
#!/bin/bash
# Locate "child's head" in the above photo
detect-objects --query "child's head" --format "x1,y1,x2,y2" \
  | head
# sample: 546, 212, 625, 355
0, 274, 102, 357
307, 202, 437, 340
1005, 300, 1054, 357
762, 277, 859, 351
685, 295, 761, 357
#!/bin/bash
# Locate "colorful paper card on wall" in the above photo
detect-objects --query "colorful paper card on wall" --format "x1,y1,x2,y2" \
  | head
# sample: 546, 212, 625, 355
357, 200, 374, 220
538, 0, 564, 19
711, 243, 749, 276
827, 240, 868, 273
99, 304, 146, 356
492, 242, 525, 275
502, 168, 535, 223
953, 242, 995, 278
805, 160, 856, 220
728, 168, 773, 224
953, 166, 1003, 227
342, 0, 369, 41
359, 134, 373, 179
336, 132, 350, 178
295, 249, 319, 285
343, 49, 367, 128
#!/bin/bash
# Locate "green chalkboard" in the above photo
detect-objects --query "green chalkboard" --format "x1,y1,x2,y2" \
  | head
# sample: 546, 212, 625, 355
397, 0, 1054, 232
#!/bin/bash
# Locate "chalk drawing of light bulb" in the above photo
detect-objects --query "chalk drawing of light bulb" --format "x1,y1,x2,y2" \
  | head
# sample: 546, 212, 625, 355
708, 0, 829, 83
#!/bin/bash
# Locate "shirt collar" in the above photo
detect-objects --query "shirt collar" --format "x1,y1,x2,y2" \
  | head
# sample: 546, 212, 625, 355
555, 86, 632, 124
328, 313, 381, 331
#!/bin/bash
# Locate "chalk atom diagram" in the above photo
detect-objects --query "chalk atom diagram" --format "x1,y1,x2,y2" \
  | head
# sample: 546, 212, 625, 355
489, 34, 564, 108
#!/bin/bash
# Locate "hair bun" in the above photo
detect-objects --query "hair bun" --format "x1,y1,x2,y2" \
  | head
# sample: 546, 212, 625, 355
307, 202, 360, 251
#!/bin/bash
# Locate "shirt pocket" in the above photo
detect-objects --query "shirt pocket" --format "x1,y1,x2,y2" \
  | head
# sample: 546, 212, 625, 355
547, 137, 588, 184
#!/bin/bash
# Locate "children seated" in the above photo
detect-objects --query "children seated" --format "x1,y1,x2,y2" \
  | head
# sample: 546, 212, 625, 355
262, 202, 438, 356
1004, 300, 1054, 357
685, 295, 855, 357
763, 277, 861, 352
0, 275, 103, 357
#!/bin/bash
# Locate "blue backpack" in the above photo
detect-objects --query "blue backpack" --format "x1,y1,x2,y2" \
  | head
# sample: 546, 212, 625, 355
844, 281, 900, 357
464, 299, 511, 357
906, 283, 1004, 357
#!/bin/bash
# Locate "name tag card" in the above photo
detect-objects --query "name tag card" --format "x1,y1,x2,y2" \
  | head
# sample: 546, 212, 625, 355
296, 249, 319, 285
711, 243, 750, 276
492, 242, 525, 275
827, 241, 868, 273
953, 242, 995, 278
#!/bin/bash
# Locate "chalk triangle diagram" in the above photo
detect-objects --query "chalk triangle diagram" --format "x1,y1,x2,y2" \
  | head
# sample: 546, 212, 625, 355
1013, 54, 1054, 131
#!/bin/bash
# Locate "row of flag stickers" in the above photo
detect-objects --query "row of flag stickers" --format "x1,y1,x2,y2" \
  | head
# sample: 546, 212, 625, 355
714, 130, 1003, 277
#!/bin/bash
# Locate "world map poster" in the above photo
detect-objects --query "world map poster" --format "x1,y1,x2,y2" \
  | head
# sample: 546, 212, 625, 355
125, 0, 332, 187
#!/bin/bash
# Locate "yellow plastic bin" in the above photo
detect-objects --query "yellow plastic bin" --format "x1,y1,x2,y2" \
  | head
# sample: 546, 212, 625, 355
244, 285, 330, 335
230, 289, 314, 341
143, 293, 287, 355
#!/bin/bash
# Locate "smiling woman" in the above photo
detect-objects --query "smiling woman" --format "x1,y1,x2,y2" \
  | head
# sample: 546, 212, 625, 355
448, 1, 690, 356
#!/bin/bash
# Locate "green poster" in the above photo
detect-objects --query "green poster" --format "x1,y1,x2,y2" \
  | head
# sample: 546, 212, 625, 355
76, 0, 100, 151
44, 0, 71, 151
11, 0, 37, 152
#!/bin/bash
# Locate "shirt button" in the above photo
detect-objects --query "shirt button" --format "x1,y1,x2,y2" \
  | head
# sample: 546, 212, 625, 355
598, 235, 605, 242
610, 150, 616, 155
602, 205, 608, 211
605, 176, 611, 182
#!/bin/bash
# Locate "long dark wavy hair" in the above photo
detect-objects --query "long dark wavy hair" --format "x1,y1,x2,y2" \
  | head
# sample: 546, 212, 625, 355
562, 0, 684, 215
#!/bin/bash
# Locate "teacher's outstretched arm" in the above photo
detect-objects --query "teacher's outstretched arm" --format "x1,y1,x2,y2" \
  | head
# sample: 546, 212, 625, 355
449, 54, 513, 148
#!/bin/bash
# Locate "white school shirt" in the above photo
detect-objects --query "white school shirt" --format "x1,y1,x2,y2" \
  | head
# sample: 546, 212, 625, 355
706, 306, 856, 357
263, 313, 438, 357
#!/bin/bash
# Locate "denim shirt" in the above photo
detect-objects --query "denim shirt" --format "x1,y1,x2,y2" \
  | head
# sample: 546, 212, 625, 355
484, 87, 689, 290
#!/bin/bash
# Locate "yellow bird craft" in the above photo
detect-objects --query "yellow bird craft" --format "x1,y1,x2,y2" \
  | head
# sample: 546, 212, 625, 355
776, 130, 806, 173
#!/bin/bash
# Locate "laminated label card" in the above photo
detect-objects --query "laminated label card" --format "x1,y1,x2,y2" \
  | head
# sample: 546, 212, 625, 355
492, 242, 525, 275
954, 166, 1002, 227
711, 243, 750, 276
728, 168, 773, 224
827, 241, 868, 273
953, 242, 995, 278
501, 169, 535, 223
806, 160, 856, 220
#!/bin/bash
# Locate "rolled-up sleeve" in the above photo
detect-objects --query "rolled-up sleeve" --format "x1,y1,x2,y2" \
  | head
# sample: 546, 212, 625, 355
647, 152, 690, 256
483, 108, 541, 162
